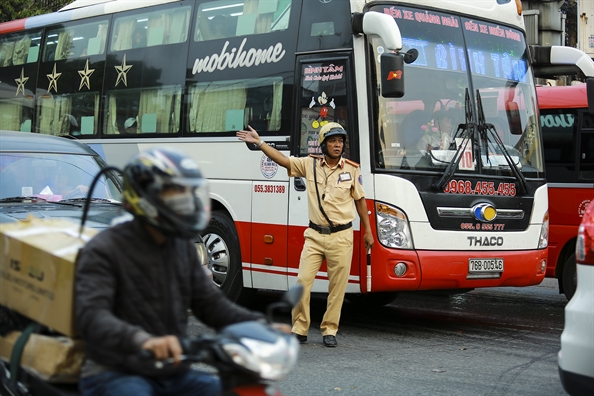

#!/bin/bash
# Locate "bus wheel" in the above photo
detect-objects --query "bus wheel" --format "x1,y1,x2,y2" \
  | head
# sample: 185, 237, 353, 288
202, 211, 253, 304
345, 292, 399, 307
562, 253, 577, 300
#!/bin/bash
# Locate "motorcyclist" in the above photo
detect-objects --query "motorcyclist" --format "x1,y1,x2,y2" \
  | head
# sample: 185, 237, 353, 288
75, 147, 274, 396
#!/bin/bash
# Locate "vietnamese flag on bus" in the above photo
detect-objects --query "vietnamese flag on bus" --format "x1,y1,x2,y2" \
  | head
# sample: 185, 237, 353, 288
387, 70, 402, 80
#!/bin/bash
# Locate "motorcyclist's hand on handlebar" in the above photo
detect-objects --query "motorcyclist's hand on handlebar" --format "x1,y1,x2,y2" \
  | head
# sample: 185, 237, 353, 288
271, 323, 292, 334
142, 336, 182, 366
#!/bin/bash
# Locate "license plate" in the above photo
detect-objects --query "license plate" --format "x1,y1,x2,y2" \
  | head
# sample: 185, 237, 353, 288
469, 258, 504, 273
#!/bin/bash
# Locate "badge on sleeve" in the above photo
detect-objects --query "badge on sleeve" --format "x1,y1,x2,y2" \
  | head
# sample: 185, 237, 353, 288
358, 175, 363, 185
339, 172, 352, 182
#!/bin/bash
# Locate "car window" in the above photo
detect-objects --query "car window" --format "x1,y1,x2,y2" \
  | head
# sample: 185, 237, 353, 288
0, 152, 122, 202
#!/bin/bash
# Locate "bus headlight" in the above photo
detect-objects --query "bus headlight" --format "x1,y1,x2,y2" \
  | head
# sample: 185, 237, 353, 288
375, 202, 413, 249
538, 211, 549, 249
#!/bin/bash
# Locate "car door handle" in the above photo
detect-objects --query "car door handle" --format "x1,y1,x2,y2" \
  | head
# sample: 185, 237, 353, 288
294, 177, 305, 191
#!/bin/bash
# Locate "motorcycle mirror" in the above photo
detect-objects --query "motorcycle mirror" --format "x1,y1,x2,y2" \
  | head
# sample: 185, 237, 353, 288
282, 285, 304, 307
266, 285, 304, 323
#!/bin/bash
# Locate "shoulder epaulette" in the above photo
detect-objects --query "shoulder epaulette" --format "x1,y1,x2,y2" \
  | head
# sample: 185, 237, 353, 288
345, 158, 360, 168
309, 154, 324, 159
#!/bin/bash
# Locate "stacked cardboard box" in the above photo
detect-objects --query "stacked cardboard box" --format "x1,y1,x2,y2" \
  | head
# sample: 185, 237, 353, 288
0, 217, 98, 383
0, 217, 97, 337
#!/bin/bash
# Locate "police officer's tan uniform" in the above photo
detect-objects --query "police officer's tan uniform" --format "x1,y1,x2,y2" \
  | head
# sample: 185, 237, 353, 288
288, 154, 365, 337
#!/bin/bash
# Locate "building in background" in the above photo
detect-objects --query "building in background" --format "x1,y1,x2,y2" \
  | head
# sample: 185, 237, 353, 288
522, 0, 593, 83
522, 0, 593, 58
576, 0, 594, 58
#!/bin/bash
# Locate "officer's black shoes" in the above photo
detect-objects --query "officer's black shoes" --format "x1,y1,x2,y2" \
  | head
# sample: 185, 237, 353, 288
322, 335, 337, 347
291, 332, 307, 344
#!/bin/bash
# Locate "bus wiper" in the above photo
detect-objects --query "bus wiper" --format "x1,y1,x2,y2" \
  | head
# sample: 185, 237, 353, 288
59, 197, 120, 205
0, 196, 47, 203
433, 89, 474, 191
0, 196, 82, 206
476, 91, 527, 195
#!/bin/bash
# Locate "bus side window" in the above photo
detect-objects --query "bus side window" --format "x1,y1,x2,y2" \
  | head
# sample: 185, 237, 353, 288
112, 7, 190, 50
187, 78, 283, 133
579, 113, 594, 180
579, 132, 594, 180
12, 36, 32, 65
105, 85, 182, 135
298, 59, 350, 157
87, 23, 109, 55
45, 22, 107, 61
0, 33, 39, 66
195, 0, 292, 41
0, 40, 15, 66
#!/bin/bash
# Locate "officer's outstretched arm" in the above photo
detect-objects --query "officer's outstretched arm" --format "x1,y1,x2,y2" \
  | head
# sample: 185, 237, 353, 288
237, 125, 290, 169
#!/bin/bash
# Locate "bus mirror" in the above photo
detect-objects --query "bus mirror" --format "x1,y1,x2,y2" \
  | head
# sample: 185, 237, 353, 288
587, 78, 594, 115
381, 53, 405, 98
403, 48, 418, 64
506, 102, 522, 135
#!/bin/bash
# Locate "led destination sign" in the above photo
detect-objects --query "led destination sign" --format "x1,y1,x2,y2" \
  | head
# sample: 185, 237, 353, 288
378, 6, 528, 83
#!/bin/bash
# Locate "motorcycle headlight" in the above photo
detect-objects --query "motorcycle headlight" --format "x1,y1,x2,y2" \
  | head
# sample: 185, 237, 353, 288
375, 202, 413, 249
221, 335, 299, 380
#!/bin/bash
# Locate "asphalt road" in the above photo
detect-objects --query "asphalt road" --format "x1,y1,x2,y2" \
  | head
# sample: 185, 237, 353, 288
189, 279, 569, 396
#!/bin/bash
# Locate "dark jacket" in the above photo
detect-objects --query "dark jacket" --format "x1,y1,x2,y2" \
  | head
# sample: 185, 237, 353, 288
75, 218, 262, 377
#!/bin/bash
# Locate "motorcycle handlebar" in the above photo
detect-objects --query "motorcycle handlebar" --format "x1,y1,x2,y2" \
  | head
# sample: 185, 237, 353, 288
138, 336, 215, 368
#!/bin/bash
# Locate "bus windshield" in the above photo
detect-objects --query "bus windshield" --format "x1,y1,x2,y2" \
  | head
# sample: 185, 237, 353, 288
370, 4, 543, 178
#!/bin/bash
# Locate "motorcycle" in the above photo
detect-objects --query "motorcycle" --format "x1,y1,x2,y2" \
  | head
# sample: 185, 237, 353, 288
0, 285, 302, 396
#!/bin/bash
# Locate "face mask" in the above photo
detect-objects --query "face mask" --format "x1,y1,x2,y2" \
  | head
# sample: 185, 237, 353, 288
161, 191, 195, 215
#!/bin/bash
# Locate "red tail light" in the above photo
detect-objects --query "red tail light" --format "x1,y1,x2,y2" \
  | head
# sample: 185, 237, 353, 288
576, 202, 594, 266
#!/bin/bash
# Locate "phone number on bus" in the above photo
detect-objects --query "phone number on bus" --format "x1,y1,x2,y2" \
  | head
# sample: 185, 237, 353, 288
254, 184, 286, 194
443, 180, 516, 196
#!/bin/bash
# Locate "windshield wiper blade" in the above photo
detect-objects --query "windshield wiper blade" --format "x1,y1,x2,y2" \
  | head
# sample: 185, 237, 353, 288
59, 197, 120, 205
476, 91, 528, 195
0, 196, 86, 207
0, 196, 47, 203
433, 89, 474, 191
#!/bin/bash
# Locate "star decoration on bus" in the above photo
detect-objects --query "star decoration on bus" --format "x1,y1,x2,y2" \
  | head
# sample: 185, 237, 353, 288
114, 54, 132, 87
47, 63, 62, 93
15, 68, 29, 96
78, 59, 95, 91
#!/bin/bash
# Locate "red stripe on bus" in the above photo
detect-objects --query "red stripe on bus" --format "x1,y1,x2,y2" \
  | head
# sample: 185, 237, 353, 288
0, 19, 26, 34
241, 264, 359, 284
237, 220, 363, 278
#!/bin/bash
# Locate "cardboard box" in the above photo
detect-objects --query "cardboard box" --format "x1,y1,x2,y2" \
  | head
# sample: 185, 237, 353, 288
0, 331, 84, 383
0, 217, 98, 337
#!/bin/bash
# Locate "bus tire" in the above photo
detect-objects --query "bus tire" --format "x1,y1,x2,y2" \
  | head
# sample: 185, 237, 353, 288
561, 253, 577, 301
202, 211, 254, 304
345, 292, 399, 307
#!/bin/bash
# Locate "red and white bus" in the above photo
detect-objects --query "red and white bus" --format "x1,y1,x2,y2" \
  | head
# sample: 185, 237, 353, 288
538, 83, 594, 299
2, 0, 594, 305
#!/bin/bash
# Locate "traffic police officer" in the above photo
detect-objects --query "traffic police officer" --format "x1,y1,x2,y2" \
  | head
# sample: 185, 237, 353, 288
237, 123, 374, 347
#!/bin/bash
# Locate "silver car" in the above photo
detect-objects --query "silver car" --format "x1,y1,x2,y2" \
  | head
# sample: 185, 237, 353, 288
0, 130, 124, 227
558, 200, 594, 395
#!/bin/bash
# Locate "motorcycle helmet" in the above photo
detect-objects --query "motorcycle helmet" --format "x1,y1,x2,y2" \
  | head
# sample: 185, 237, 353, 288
318, 122, 347, 155
123, 147, 210, 239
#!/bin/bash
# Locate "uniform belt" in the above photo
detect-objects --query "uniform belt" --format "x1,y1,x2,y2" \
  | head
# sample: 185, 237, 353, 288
309, 221, 352, 235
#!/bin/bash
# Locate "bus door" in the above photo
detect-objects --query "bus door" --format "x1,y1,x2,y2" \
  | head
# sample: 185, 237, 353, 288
578, 111, 594, 185
544, 107, 594, 230
542, 100, 594, 291
250, 175, 291, 291
288, 54, 360, 291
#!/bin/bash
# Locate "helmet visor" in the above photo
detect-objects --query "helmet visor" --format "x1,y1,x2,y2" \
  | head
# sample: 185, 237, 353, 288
158, 178, 210, 231
323, 128, 347, 140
